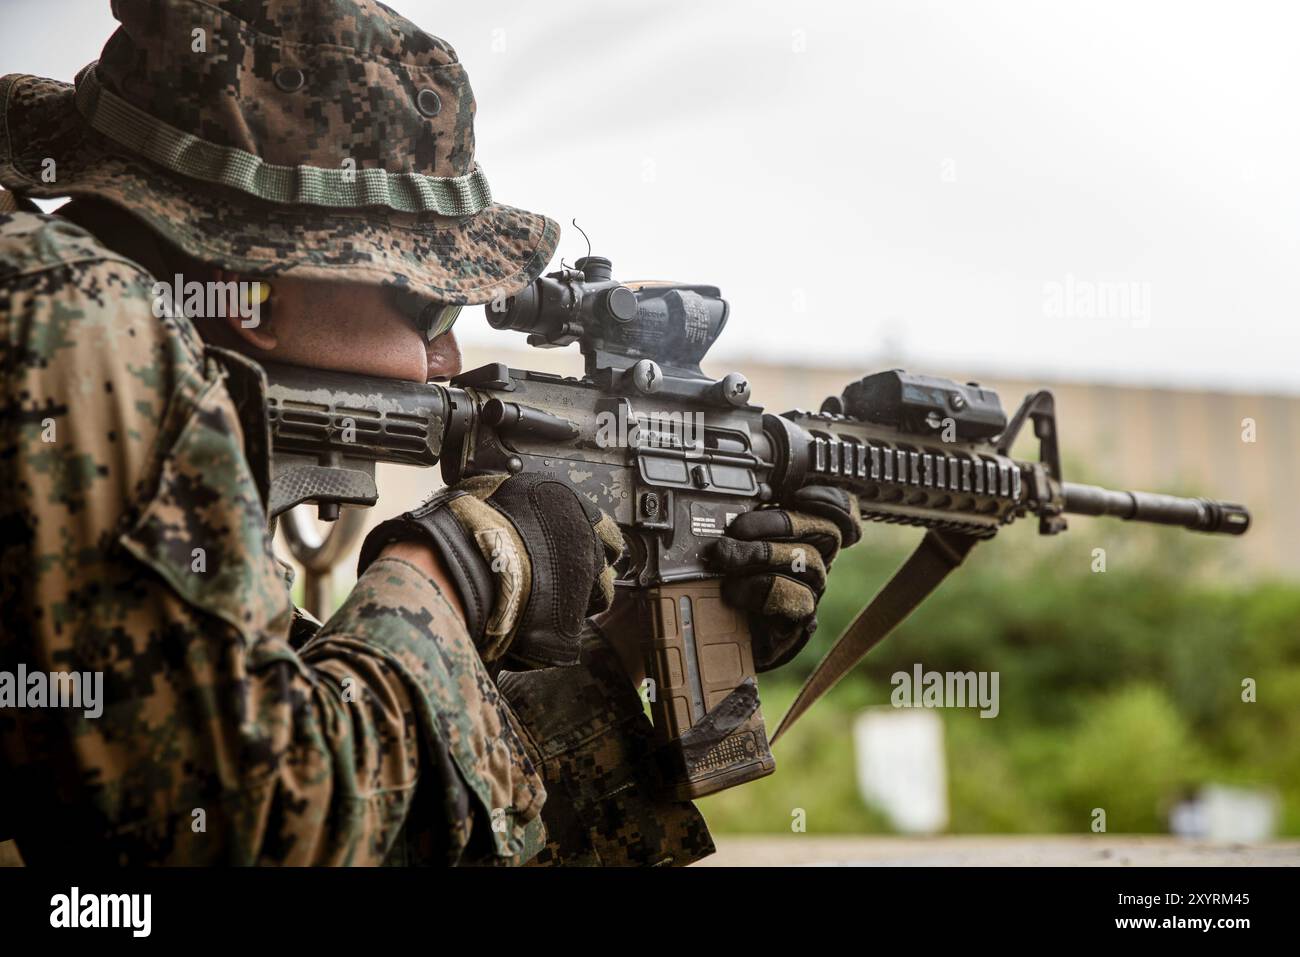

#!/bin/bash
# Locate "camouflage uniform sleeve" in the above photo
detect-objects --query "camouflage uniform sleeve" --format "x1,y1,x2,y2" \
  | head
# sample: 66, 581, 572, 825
301, 558, 547, 865
496, 622, 716, 866
0, 212, 543, 865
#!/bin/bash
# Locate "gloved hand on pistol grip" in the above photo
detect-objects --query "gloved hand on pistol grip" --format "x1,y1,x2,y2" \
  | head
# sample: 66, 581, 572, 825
357, 473, 624, 668
707, 485, 862, 672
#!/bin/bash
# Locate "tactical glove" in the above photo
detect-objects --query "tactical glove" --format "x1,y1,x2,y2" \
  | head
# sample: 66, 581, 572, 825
358, 473, 623, 668
708, 485, 862, 671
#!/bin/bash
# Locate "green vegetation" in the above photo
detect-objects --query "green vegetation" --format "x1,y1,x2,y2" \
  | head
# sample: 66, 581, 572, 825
699, 521, 1300, 835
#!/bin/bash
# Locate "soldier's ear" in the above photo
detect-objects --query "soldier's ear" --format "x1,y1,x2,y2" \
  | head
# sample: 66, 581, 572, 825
215, 269, 278, 352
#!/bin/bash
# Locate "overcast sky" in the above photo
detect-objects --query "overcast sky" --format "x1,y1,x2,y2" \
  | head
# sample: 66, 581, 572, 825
5, 0, 1297, 394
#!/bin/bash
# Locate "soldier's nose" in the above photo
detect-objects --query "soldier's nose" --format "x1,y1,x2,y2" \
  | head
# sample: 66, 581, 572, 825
426, 329, 462, 381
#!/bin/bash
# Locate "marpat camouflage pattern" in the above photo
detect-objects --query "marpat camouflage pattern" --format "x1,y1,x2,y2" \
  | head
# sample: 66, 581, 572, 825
0, 0, 720, 869
0, 209, 546, 864
498, 624, 716, 867
0, 0, 559, 307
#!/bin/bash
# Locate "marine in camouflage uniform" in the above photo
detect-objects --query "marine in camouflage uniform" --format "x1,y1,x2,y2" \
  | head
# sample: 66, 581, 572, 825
1, 0, 859, 867
0, 0, 722, 866
0, 215, 539, 865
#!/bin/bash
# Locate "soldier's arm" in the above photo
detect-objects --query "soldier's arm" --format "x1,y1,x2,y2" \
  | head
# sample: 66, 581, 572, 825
0, 213, 542, 864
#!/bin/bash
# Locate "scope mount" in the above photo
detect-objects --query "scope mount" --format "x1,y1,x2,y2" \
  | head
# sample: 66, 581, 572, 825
487, 255, 755, 410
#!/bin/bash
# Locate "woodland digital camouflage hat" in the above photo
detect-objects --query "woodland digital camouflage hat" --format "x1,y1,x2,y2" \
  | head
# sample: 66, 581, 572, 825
0, 0, 559, 305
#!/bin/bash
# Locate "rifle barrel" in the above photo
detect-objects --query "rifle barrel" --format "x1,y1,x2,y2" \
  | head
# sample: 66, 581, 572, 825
1060, 482, 1250, 535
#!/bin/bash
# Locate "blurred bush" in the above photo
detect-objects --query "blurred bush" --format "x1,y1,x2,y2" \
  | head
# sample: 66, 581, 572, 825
699, 519, 1300, 835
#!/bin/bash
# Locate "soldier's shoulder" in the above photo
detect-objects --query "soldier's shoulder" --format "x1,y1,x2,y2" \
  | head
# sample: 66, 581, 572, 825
0, 208, 206, 366
0, 208, 151, 285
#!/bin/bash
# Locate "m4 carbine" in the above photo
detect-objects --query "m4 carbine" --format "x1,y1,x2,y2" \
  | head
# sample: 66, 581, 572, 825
264, 255, 1250, 801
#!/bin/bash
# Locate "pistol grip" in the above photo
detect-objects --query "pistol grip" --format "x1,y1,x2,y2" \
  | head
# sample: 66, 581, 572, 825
639, 579, 775, 800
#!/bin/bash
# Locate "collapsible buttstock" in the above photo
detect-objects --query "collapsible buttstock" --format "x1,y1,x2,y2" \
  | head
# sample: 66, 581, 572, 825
638, 579, 775, 800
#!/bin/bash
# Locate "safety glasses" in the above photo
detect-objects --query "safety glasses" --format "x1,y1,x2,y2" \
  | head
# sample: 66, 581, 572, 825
387, 284, 462, 341
414, 301, 463, 342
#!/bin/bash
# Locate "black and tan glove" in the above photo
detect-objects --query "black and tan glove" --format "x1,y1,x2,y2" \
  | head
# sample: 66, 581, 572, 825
358, 473, 623, 668
708, 485, 862, 672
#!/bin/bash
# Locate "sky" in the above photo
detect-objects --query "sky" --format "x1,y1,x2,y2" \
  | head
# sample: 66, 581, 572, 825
4, 0, 1297, 394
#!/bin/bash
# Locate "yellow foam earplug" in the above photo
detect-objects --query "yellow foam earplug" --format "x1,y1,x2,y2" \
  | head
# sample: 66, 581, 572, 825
248, 281, 271, 305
